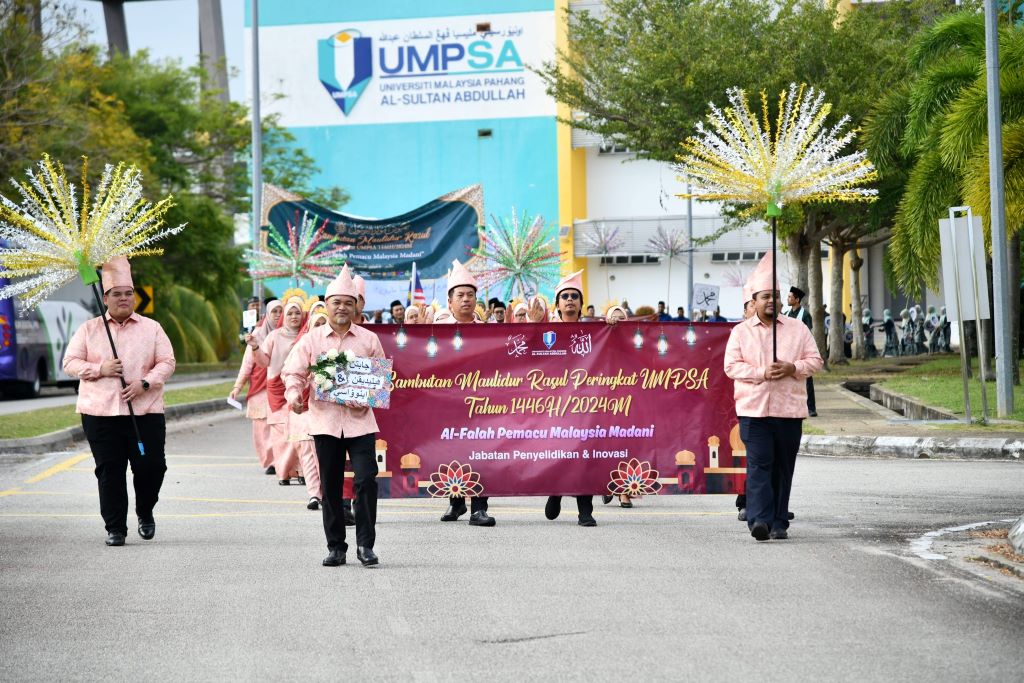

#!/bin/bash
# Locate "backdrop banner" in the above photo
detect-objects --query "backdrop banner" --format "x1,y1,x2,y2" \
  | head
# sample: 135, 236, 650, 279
263, 184, 483, 280
361, 322, 746, 499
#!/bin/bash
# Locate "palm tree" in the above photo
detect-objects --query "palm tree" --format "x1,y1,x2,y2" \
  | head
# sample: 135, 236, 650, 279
865, 11, 1022, 380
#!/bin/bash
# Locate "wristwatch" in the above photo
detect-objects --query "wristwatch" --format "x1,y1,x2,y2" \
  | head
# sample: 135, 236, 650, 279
141, 379, 150, 391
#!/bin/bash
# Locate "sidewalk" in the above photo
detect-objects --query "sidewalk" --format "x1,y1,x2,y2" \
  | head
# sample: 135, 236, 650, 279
802, 383, 1023, 460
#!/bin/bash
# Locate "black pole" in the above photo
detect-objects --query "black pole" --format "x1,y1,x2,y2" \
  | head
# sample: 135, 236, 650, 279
770, 214, 778, 362
89, 279, 146, 456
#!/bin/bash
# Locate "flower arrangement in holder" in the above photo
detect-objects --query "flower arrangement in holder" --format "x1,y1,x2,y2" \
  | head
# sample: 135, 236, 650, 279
308, 347, 357, 394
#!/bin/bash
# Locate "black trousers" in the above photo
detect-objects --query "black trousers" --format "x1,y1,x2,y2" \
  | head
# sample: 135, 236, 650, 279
313, 433, 377, 553
547, 496, 594, 516
82, 414, 167, 535
450, 495, 488, 513
806, 377, 816, 413
739, 417, 802, 531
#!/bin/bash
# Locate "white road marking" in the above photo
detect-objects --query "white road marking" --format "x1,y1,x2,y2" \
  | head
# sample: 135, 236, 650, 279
909, 518, 1016, 560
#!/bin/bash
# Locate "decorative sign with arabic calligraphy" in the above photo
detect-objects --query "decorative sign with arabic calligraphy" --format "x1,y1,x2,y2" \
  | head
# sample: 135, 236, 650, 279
314, 357, 394, 409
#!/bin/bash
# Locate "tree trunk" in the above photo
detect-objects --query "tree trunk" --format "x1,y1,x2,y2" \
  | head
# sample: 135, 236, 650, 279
808, 240, 827, 366
828, 240, 848, 366
850, 246, 865, 360
786, 230, 810, 296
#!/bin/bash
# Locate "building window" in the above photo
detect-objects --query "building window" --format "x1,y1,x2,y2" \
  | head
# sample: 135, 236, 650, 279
599, 255, 661, 266
710, 251, 769, 263
598, 142, 632, 155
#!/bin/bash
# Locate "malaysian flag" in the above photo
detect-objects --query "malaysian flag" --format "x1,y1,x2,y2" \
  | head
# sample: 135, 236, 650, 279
408, 262, 426, 305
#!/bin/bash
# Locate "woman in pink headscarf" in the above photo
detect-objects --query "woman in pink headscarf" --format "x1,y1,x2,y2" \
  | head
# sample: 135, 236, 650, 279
250, 298, 306, 485
235, 299, 283, 474
289, 310, 327, 508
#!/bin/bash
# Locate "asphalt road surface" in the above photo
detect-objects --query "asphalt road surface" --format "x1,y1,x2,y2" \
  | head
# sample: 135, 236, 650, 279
1, 413, 1021, 681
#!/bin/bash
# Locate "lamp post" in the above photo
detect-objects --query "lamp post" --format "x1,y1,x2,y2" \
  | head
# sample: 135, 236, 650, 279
250, 0, 263, 301
983, 0, 1013, 416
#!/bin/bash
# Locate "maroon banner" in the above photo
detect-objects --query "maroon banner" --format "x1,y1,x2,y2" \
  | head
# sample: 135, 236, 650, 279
367, 322, 745, 499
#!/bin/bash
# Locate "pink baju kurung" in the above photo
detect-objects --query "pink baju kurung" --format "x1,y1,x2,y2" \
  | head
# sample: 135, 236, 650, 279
234, 346, 273, 468
259, 327, 301, 481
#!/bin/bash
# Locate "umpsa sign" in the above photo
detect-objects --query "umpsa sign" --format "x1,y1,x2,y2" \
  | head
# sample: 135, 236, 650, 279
318, 30, 373, 116
317, 26, 525, 117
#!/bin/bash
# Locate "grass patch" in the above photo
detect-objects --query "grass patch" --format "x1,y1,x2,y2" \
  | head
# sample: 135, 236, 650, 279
0, 381, 237, 440
175, 361, 239, 375
802, 424, 825, 436
879, 358, 1024, 423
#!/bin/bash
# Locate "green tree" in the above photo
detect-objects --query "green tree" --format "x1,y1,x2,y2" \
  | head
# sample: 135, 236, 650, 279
865, 10, 1023, 380
537, 0, 953, 363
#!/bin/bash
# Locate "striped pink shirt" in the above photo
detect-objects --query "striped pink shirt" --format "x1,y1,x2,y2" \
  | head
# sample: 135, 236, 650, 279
724, 314, 823, 418
63, 313, 176, 416
281, 323, 385, 439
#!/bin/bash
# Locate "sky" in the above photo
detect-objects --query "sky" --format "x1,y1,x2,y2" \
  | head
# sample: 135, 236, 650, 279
68, 0, 247, 102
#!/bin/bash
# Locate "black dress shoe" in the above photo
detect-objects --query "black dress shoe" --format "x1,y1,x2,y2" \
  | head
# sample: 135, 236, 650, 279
307, 497, 320, 510
737, 508, 747, 522
343, 507, 356, 526
278, 479, 290, 486
602, 495, 614, 505
809, 410, 818, 417
544, 496, 562, 520
578, 514, 597, 527
105, 532, 126, 546
619, 498, 633, 509
356, 546, 379, 566
770, 528, 789, 540
297, 476, 306, 485
750, 521, 770, 541
265, 465, 276, 475
137, 516, 155, 540
469, 510, 496, 527
440, 500, 468, 522
788, 511, 795, 520
322, 549, 345, 566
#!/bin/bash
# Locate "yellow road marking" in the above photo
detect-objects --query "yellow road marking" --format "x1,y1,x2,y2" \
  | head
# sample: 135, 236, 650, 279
0, 509, 733, 519
0, 487, 23, 497
24, 453, 90, 484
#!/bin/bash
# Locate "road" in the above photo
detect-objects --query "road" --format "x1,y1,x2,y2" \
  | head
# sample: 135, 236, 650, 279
0, 374, 233, 416
0, 412, 1021, 681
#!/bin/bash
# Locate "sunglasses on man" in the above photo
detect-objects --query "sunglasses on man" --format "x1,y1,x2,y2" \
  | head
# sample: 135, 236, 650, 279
559, 292, 581, 301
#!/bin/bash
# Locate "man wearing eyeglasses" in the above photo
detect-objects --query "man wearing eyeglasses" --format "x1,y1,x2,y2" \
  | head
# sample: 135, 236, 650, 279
543, 270, 599, 527
63, 258, 176, 547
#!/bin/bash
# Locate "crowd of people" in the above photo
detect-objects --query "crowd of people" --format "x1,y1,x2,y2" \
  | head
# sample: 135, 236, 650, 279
63, 252, 823, 560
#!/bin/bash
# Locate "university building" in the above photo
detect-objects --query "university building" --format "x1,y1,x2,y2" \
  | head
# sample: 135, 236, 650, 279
247, 0, 921, 321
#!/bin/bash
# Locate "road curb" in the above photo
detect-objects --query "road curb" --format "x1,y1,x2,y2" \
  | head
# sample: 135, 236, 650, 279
869, 384, 959, 421
801, 434, 1024, 461
0, 398, 232, 456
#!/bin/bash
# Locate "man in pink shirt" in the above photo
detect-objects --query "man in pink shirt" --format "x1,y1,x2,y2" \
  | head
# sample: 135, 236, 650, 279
435, 259, 496, 526
63, 258, 176, 547
724, 253, 822, 541
282, 268, 386, 567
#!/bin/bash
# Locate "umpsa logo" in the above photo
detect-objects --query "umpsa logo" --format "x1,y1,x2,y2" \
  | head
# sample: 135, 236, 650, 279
542, 330, 556, 349
318, 29, 373, 116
